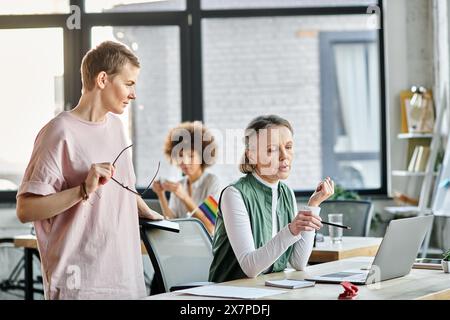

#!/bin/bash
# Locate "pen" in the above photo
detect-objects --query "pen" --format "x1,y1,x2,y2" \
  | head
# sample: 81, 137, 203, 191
322, 221, 352, 230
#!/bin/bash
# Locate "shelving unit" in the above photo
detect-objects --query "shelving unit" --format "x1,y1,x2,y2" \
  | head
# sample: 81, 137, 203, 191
388, 89, 448, 257
390, 133, 433, 209
391, 170, 437, 177
397, 133, 433, 139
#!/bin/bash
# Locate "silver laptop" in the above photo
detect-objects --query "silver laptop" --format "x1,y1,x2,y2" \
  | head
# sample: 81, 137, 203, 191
306, 215, 434, 284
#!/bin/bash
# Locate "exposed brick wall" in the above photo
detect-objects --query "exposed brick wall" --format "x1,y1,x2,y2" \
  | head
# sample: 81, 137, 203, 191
202, 15, 370, 189
116, 14, 377, 191
202, 0, 376, 10
117, 26, 182, 187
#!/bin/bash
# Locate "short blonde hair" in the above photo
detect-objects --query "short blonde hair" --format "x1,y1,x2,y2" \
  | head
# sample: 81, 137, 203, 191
240, 115, 294, 174
81, 41, 140, 91
163, 121, 217, 170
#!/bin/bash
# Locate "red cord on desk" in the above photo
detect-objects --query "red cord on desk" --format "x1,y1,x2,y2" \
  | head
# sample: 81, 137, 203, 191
338, 282, 359, 300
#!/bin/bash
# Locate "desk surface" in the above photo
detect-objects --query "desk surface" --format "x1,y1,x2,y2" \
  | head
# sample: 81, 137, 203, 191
14, 234, 37, 249
418, 288, 450, 300
146, 257, 450, 300
14, 234, 148, 254
309, 237, 382, 263
14, 235, 381, 264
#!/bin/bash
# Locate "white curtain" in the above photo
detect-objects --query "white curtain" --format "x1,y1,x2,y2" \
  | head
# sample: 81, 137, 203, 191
333, 42, 380, 153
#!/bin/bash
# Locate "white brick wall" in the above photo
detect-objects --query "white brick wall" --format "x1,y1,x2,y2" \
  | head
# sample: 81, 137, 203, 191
202, 0, 377, 10
117, 26, 182, 187
202, 15, 371, 189
115, 14, 380, 191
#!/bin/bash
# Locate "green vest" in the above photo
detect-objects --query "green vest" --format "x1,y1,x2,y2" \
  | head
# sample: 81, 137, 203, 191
209, 174, 295, 283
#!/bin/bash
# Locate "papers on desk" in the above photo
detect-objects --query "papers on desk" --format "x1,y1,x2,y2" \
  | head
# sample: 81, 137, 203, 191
265, 279, 315, 289
181, 285, 286, 299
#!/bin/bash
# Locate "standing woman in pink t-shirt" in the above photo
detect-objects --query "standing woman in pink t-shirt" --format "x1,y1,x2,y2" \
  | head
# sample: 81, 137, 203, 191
16, 41, 163, 300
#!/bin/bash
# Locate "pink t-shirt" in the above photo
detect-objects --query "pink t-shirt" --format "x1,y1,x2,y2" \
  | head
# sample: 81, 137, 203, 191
17, 111, 146, 299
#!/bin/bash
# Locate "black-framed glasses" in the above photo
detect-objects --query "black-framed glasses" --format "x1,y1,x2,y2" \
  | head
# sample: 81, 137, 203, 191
111, 144, 160, 197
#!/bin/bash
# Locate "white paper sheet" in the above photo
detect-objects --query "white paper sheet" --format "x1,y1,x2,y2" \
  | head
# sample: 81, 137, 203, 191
181, 285, 286, 299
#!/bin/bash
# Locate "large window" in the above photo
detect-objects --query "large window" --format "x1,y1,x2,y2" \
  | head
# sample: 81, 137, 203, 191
91, 26, 182, 188
0, 0, 385, 200
85, 0, 186, 13
202, 15, 382, 191
320, 31, 381, 190
0, 0, 69, 15
0, 28, 64, 192
201, 0, 377, 9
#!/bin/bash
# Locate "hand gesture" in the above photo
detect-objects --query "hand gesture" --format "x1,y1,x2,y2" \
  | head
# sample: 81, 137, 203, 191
162, 181, 188, 201
288, 210, 323, 236
151, 180, 164, 196
308, 177, 335, 207
140, 209, 164, 221
84, 163, 115, 195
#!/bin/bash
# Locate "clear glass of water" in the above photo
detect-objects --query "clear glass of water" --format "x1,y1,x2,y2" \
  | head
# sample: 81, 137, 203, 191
328, 213, 343, 243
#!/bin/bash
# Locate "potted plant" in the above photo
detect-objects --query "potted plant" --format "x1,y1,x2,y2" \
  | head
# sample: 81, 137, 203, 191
442, 249, 450, 273
329, 184, 360, 200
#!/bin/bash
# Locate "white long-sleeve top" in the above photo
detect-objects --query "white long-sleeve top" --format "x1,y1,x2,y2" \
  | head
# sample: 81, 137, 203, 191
221, 173, 319, 278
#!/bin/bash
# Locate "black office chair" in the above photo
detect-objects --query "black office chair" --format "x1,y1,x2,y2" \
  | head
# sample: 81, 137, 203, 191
319, 200, 374, 237
140, 218, 215, 294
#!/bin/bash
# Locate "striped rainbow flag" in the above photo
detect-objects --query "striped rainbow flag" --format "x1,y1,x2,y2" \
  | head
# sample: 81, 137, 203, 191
198, 195, 219, 225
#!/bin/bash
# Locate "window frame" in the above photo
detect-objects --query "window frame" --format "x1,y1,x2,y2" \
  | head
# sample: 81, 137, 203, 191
197, 1, 386, 198
319, 31, 386, 195
0, 0, 386, 202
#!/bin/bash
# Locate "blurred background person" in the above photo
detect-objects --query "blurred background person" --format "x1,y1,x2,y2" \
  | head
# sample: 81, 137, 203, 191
152, 121, 221, 235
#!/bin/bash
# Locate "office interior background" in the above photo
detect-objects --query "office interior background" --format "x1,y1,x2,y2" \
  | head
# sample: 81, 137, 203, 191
0, 0, 450, 300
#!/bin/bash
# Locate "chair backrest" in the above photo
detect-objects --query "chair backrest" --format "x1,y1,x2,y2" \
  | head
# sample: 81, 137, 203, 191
140, 218, 213, 294
318, 200, 373, 237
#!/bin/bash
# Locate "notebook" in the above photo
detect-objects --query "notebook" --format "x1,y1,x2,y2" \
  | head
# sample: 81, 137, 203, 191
139, 218, 180, 232
265, 279, 315, 289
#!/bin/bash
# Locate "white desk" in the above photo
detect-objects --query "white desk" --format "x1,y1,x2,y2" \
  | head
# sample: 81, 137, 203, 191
146, 257, 450, 300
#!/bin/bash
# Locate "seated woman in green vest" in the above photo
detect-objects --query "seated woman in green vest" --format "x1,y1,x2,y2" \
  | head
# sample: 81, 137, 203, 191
209, 115, 335, 282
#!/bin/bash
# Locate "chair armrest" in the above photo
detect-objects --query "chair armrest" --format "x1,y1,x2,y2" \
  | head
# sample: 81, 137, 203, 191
170, 281, 215, 292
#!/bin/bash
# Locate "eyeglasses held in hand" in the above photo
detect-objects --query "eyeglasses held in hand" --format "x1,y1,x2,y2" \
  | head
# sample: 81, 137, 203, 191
111, 144, 160, 197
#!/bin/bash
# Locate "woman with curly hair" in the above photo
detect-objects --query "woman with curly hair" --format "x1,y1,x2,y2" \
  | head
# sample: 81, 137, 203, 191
152, 121, 221, 234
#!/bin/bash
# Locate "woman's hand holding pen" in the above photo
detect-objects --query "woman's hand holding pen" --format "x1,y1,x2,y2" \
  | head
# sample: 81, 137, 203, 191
308, 177, 335, 207
288, 211, 323, 236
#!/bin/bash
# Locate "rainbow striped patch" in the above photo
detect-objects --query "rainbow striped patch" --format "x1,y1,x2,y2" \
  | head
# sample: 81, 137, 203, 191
198, 195, 219, 225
